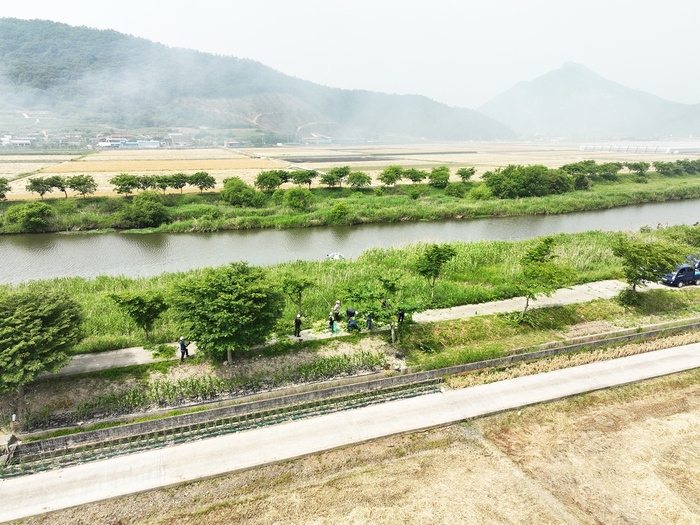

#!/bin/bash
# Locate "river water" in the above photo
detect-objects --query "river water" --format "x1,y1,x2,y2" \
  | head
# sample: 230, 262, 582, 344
2, 199, 699, 284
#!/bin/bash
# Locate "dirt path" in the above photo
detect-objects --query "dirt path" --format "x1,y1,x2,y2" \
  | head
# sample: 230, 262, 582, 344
57, 279, 654, 377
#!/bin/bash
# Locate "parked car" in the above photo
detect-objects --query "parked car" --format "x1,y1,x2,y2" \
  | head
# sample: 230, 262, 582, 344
661, 264, 700, 288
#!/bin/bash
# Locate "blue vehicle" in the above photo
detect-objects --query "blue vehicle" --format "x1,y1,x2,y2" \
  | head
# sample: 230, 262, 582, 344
661, 264, 700, 288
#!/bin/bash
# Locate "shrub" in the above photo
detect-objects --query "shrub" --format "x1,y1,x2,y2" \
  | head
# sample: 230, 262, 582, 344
271, 188, 286, 205
221, 177, 256, 206
468, 184, 493, 200
283, 187, 314, 211
254, 171, 283, 192
409, 187, 422, 200
4, 201, 54, 231
120, 191, 168, 228
373, 186, 386, 197
347, 171, 372, 188
251, 191, 268, 208
444, 182, 466, 198
483, 165, 574, 199
331, 201, 351, 220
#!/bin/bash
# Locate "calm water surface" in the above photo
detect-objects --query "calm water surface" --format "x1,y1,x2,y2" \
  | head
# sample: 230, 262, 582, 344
1, 199, 699, 283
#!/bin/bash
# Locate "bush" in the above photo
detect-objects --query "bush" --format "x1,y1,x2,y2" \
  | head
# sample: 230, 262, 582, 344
331, 201, 351, 221
4, 201, 54, 231
444, 182, 466, 198
283, 187, 314, 211
409, 187, 422, 200
483, 164, 574, 199
373, 186, 386, 197
221, 177, 256, 206
120, 191, 168, 228
251, 191, 268, 208
271, 188, 286, 205
468, 184, 493, 200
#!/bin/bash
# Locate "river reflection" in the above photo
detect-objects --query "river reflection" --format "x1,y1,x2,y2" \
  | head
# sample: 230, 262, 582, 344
1, 198, 699, 284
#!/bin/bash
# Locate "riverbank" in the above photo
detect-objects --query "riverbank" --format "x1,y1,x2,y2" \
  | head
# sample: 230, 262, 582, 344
3, 223, 698, 357
3, 173, 700, 235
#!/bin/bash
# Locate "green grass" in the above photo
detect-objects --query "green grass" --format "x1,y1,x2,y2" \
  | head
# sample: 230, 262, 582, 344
4, 223, 699, 355
3, 173, 700, 234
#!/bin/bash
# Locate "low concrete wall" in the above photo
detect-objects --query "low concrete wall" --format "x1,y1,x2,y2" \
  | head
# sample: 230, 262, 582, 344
18, 318, 700, 456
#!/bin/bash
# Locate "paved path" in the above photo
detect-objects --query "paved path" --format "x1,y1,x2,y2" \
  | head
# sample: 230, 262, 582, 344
56, 279, 652, 377
4, 343, 700, 523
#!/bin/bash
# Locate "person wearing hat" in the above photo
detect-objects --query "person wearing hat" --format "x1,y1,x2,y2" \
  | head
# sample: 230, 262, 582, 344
178, 336, 190, 362
328, 312, 335, 332
294, 313, 302, 337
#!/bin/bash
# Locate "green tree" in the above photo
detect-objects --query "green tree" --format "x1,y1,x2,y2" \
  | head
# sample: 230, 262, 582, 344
483, 165, 573, 199
346, 171, 372, 188
4, 201, 54, 231
221, 177, 256, 206
415, 243, 458, 298
378, 165, 403, 186
428, 166, 451, 188
171, 262, 285, 364
254, 171, 283, 192
283, 187, 313, 211
66, 174, 97, 198
170, 173, 190, 193
189, 171, 216, 193
597, 162, 623, 181
154, 175, 172, 194
611, 235, 680, 292
109, 290, 168, 338
282, 270, 315, 315
110, 173, 139, 195
625, 161, 651, 177
326, 166, 351, 188
403, 168, 427, 184
457, 167, 476, 182
291, 170, 318, 189
137, 175, 156, 191
514, 236, 577, 318
46, 175, 69, 198
0, 177, 10, 200
0, 288, 83, 422
25, 177, 53, 199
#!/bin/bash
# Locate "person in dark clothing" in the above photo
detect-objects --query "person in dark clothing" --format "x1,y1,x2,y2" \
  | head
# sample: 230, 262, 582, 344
328, 312, 335, 332
366, 313, 373, 330
179, 336, 189, 362
347, 318, 360, 332
381, 299, 387, 309
294, 314, 302, 337
397, 309, 405, 323
346, 308, 356, 319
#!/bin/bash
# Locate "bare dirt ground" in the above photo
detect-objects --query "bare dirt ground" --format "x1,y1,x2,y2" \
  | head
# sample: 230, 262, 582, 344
16, 368, 700, 525
3, 142, 696, 199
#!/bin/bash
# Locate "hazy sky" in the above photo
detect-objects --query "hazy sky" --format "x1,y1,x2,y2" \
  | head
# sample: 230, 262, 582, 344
3, 1, 700, 108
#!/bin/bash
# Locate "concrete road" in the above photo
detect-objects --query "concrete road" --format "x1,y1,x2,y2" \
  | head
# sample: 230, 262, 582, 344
3, 343, 700, 523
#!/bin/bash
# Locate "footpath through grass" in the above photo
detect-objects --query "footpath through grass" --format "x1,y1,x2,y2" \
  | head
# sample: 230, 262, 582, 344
3, 223, 699, 355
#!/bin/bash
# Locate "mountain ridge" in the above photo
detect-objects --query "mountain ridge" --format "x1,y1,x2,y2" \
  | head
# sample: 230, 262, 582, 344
478, 62, 700, 139
0, 18, 515, 140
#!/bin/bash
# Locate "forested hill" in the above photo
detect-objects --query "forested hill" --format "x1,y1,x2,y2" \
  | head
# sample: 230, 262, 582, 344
478, 62, 700, 139
0, 18, 515, 140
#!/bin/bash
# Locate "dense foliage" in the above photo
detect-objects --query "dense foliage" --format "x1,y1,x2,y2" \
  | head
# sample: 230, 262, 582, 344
483, 165, 574, 199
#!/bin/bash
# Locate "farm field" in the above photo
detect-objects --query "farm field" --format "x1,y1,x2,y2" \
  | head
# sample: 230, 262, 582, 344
3, 142, 697, 200
19, 368, 700, 524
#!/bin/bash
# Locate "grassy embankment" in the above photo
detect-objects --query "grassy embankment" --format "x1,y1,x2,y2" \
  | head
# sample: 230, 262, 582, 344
4, 223, 699, 357
2, 173, 700, 234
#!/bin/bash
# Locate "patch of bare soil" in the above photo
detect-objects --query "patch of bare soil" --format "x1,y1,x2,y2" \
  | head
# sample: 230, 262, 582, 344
16, 370, 700, 524
561, 320, 617, 338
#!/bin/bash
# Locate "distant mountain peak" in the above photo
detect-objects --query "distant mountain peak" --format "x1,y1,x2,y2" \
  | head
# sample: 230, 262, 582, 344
478, 63, 700, 139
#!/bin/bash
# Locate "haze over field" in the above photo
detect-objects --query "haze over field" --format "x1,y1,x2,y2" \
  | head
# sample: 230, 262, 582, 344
2, 1, 700, 140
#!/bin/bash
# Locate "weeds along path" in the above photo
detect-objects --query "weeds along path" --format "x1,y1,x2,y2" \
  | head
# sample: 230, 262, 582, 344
54, 279, 652, 378
3, 343, 700, 522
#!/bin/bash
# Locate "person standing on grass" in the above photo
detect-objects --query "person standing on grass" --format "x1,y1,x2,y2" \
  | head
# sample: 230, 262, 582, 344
329, 311, 335, 332
333, 300, 341, 321
294, 314, 302, 337
397, 309, 405, 323
366, 313, 373, 330
179, 336, 189, 362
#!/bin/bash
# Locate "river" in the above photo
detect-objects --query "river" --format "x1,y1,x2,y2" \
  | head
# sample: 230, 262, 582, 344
2, 198, 699, 284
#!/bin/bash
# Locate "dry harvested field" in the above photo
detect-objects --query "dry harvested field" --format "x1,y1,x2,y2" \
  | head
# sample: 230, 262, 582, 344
4, 143, 698, 200
18, 368, 700, 525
